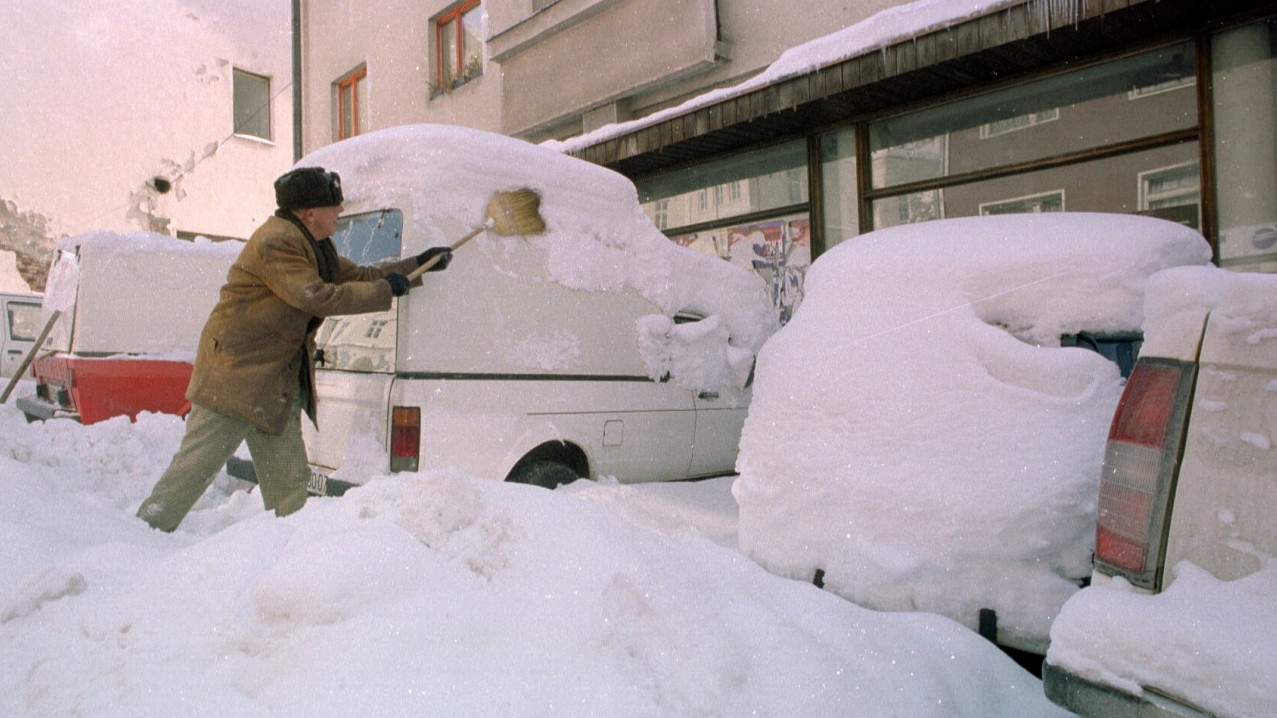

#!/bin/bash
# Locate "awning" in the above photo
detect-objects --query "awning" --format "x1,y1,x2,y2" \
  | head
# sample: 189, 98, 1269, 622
568, 0, 1277, 178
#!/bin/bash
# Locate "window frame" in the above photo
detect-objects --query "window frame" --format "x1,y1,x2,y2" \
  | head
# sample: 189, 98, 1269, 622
434, 0, 483, 93
232, 68, 272, 141
336, 66, 368, 141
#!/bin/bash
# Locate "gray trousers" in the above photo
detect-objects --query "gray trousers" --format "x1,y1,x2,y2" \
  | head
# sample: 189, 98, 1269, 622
136, 401, 310, 532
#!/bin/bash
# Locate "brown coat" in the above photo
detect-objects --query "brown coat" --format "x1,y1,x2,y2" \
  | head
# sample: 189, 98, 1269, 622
186, 215, 418, 434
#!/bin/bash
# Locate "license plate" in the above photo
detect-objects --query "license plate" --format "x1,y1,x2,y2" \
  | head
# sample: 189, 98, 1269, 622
307, 469, 329, 496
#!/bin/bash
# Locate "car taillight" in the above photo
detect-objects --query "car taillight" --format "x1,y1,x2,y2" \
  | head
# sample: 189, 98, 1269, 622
1094, 359, 1195, 589
389, 406, 420, 473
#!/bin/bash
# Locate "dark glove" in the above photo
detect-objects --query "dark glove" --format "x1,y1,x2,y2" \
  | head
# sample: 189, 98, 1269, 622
384, 272, 410, 297
415, 246, 452, 272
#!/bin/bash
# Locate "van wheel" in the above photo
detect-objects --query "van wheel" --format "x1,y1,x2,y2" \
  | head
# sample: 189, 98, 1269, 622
508, 461, 579, 489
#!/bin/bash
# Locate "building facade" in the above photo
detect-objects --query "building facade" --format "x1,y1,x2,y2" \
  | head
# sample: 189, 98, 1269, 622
297, 0, 1277, 320
0, 1, 295, 291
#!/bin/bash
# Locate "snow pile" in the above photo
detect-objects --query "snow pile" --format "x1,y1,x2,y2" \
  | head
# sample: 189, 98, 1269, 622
301, 124, 779, 390
0, 250, 32, 293
733, 213, 1212, 652
547, 0, 1021, 154
1047, 265, 1277, 718
44, 230, 241, 358
0, 403, 1067, 716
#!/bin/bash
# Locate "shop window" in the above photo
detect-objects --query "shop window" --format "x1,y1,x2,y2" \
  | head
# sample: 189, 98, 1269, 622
857, 42, 1197, 233
233, 68, 271, 141
980, 191, 1065, 215
1212, 20, 1277, 272
336, 67, 368, 140
637, 141, 811, 323
434, 0, 483, 93
638, 141, 808, 230
868, 43, 1195, 190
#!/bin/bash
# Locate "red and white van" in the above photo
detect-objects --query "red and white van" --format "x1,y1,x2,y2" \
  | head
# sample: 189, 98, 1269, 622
16, 232, 240, 424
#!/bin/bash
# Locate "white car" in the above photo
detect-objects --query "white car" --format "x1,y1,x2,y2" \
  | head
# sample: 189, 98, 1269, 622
732, 213, 1212, 655
240, 125, 778, 494
1044, 266, 1277, 717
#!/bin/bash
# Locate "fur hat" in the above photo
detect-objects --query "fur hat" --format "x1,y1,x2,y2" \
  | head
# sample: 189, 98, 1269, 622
274, 167, 343, 210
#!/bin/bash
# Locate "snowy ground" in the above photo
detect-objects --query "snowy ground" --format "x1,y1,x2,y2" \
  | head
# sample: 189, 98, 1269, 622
0, 389, 1066, 717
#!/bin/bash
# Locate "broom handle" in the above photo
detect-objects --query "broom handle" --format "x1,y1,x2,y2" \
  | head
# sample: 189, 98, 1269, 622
405, 219, 493, 282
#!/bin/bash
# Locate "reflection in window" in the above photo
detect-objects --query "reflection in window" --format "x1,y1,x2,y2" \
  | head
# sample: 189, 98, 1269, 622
818, 127, 860, 249
867, 42, 1196, 194
980, 108, 1059, 139
980, 191, 1065, 215
637, 141, 808, 230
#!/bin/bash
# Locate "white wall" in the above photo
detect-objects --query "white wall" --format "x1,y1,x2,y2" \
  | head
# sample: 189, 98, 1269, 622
0, 0, 294, 247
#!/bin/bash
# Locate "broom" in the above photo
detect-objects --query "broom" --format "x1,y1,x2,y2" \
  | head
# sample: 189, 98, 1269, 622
406, 188, 546, 281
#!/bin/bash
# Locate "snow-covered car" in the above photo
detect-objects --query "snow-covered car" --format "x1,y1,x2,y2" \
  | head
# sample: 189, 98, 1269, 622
1043, 266, 1277, 718
732, 213, 1212, 655
241, 125, 777, 495
15, 232, 240, 424
1, 291, 42, 379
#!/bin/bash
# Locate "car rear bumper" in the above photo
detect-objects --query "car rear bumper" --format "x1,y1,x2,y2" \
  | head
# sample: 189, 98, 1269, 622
15, 394, 79, 422
1042, 662, 1212, 718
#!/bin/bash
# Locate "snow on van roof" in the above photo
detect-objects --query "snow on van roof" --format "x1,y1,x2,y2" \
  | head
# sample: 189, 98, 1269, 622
734, 212, 1212, 651
300, 124, 781, 389
57, 230, 243, 259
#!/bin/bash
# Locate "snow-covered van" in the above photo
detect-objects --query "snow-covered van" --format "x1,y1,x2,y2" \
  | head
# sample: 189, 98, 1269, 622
270, 125, 777, 494
1044, 266, 1277, 717
16, 232, 241, 424
1, 291, 43, 379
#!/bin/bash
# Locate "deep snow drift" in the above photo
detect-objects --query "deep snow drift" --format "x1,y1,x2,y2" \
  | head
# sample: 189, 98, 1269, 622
0, 400, 1066, 716
733, 213, 1212, 652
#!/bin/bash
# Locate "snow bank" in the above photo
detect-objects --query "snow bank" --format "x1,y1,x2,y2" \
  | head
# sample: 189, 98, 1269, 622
0, 404, 1067, 716
733, 213, 1211, 652
301, 124, 778, 389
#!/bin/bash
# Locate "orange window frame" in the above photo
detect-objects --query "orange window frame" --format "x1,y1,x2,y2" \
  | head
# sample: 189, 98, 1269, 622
337, 67, 367, 140
435, 0, 481, 88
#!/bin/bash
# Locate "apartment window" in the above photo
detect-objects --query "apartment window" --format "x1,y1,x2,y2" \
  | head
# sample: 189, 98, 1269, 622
233, 69, 271, 140
337, 67, 368, 140
435, 0, 483, 92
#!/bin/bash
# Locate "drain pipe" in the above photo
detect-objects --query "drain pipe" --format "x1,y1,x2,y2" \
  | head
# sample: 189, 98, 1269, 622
291, 0, 303, 162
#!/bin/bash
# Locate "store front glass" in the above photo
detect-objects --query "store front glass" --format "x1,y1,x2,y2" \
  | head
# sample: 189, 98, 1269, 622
818, 41, 1201, 250
637, 141, 811, 323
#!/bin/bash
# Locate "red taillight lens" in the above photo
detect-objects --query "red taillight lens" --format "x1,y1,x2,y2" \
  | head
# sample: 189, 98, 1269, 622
1095, 360, 1194, 588
390, 406, 420, 472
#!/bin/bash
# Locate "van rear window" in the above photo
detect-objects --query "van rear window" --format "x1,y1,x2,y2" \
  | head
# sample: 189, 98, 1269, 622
333, 209, 404, 264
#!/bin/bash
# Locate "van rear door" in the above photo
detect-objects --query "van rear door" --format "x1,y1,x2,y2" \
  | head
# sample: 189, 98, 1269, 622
303, 210, 404, 479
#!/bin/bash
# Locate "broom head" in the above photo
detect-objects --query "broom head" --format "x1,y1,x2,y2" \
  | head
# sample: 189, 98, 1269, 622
486, 189, 546, 236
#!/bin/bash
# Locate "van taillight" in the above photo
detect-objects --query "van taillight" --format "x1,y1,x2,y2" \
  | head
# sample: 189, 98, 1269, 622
1094, 360, 1194, 589
390, 406, 420, 473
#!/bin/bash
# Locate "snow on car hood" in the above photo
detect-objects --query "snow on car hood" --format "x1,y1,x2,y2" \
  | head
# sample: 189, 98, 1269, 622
733, 212, 1211, 651
298, 125, 779, 391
